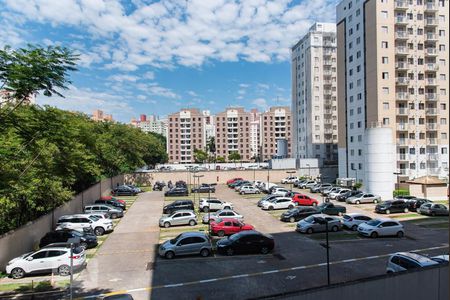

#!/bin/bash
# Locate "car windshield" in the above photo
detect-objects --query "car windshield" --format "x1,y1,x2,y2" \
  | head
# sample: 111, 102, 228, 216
381, 201, 392, 205
71, 231, 83, 237
318, 203, 328, 209
229, 233, 242, 241
303, 216, 314, 223
214, 218, 223, 223
89, 216, 99, 221
366, 220, 381, 226
170, 234, 183, 244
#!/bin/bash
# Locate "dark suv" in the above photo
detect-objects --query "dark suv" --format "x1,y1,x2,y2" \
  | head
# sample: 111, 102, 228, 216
375, 200, 408, 214
95, 199, 126, 210
112, 185, 137, 196
405, 198, 431, 212
40, 229, 98, 249
163, 200, 194, 214
164, 187, 189, 197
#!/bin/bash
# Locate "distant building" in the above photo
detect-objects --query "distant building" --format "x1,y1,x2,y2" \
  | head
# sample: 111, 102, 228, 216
0, 90, 36, 107
202, 110, 216, 143
249, 109, 261, 160
91, 109, 113, 122
131, 114, 167, 137
260, 106, 292, 161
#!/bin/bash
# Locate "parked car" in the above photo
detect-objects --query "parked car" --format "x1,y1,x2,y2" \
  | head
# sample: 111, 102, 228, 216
328, 188, 351, 200
235, 183, 252, 192
95, 199, 126, 210
299, 180, 317, 189
159, 210, 197, 228
84, 204, 124, 219
406, 198, 432, 212
317, 202, 346, 216
357, 218, 404, 238
229, 180, 250, 188
239, 186, 261, 195
226, 178, 243, 185
346, 193, 381, 204
191, 184, 216, 193
56, 214, 113, 236
310, 183, 332, 193
261, 197, 296, 210
199, 198, 233, 212
210, 218, 254, 237
271, 187, 290, 197
163, 200, 194, 215
280, 207, 320, 223
125, 184, 142, 193
99, 196, 126, 206
153, 181, 166, 191
341, 213, 372, 231
216, 230, 274, 256
281, 176, 298, 184
40, 229, 98, 249
202, 209, 243, 224
418, 203, 449, 216
296, 214, 342, 234
112, 185, 137, 196
261, 182, 279, 193
294, 179, 307, 188
375, 200, 409, 214
6, 245, 86, 279
394, 195, 417, 201
321, 186, 341, 197
336, 190, 361, 202
292, 194, 319, 206
386, 252, 442, 273
158, 232, 212, 259
257, 195, 281, 207
164, 187, 189, 197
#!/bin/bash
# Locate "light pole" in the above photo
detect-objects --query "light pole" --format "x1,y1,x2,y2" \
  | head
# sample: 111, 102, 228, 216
207, 184, 212, 235
194, 174, 204, 212
286, 170, 296, 193
318, 217, 331, 286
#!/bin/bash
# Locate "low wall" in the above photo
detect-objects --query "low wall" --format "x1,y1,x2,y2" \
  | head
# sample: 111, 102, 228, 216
0, 175, 124, 270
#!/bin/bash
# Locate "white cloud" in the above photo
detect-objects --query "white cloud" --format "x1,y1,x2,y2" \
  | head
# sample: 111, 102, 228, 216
143, 71, 155, 80
136, 83, 179, 99
252, 97, 268, 111
187, 90, 198, 97
257, 83, 270, 90
108, 74, 139, 82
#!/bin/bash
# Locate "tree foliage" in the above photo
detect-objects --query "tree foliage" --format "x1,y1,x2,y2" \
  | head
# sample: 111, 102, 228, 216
0, 105, 167, 234
194, 148, 208, 163
228, 151, 241, 164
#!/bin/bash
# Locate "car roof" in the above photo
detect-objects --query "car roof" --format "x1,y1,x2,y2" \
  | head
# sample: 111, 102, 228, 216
344, 213, 367, 217
60, 214, 94, 219
178, 231, 208, 238
393, 252, 438, 265
170, 210, 194, 214
216, 218, 242, 222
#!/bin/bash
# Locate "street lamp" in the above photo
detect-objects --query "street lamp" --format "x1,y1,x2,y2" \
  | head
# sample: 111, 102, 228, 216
193, 174, 204, 211
207, 183, 213, 235
317, 217, 331, 286
286, 170, 296, 193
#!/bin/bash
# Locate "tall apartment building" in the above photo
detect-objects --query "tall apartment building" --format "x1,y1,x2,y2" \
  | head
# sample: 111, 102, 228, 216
130, 114, 168, 137
292, 22, 339, 166
249, 109, 261, 159
215, 108, 253, 162
202, 110, 216, 143
167, 109, 205, 163
91, 109, 113, 122
337, 0, 449, 185
260, 107, 293, 161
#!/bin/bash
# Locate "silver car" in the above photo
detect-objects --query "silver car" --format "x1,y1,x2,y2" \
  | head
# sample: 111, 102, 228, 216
159, 210, 197, 228
346, 193, 381, 204
342, 213, 372, 231
84, 204, 123, 219
202, 209, 243, 224
158, 232, 212, 259
296, 214, 342, 234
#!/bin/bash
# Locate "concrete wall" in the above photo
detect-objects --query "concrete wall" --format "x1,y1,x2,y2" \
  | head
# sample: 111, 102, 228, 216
0, 175, 124, 270
408, 184, 448, 201
271, 265, 448, 300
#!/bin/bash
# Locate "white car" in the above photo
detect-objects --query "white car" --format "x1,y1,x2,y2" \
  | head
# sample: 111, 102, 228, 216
329, 188, 351, 200
281, 176, 298, 184
202, 209, 243, 224
299, 180, 317, 189
342, 213, 372, 231
262, 197, 296, 210
357, 218, 404, 238
239, 186, 261, 194
199, 198, 233, 212
386, 252, 444, 273
271, 187, 290, 197
6, 246, 86, 279
56, 214, 113, 236
235, 184, 252, 192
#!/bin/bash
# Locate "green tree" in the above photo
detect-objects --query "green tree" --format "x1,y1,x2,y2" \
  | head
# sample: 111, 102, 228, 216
194, 148, 208, 164
216, 156, 225, 163
228, 151, 241, 166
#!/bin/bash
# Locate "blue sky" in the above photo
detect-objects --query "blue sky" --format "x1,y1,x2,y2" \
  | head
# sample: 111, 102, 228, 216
1, 0, 337, 122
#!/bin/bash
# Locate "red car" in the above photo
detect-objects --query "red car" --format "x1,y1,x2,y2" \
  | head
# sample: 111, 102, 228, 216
292, 194, 318, 206
100, 195, 126, 206
226, 178, 243, 185
210, 218, 254, 237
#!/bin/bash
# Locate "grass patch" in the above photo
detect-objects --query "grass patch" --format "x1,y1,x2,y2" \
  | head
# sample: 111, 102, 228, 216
140, 186, 152, 192
434, 200, 449, 205
0, 279, 70, 293
390, 213, 423, 219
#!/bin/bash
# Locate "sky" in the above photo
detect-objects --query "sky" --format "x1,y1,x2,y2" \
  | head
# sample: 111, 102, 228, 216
1, 0, 338, 123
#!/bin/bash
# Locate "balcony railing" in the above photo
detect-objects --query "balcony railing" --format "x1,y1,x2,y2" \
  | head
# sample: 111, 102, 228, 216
426, 108, 439, 115
397, 107, 409, 115
397, 154, 408, 161
397, 123, 409, 131
427, 138, 438, 145
397, 138, 407, 145
395, 31, 409, 39
395, 46, 409, 55
425, 18, 438, 26
395, 62, 408, 69
425, 93, 438, 101
426, 123, 439, 130
426, 33, 438, 40
323, 60, 332, 65
425, 48, 437, 56
396, 77, 410, 85
425, 78, 437, 85
323, 80, 333, 85
394, 1, 408, 9
396, 92, 409, 100
427, 154, 439, 160
396, 16, 408, 24
425, 3, 438, 11
425, 63, 438, 71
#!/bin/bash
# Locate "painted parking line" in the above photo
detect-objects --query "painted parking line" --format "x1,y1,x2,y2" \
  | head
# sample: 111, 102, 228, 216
80, 244, 448, 299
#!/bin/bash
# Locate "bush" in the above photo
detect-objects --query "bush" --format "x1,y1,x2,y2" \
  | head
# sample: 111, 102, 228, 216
393, 189, 409, 197
354, 182, 363, 190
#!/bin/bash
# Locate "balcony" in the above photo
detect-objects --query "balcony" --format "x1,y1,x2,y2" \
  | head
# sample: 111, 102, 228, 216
395, 46, 409, 55
425, 63, 438, 72
324, 119, 333, 124
397, 123, 409, 131
395, 31, 409, 39
427, 138, 438, 145
425, 93, 438, 101
395, 16, 408, 25
323, 80, 333, 85
427, 153, 439, 161
396, 92, 409, 100
426, 123, 439, 130
426, 108, 439, 115
395, 62, 409, 70
323, 70, 333, 76
426, 33, 438, 41
425, 48, 438, 56
397, 138, 408, 145
324, 129, 333, 134
396, 77, 410, 85
397, 154, 408, 161
425, 78, 438, 86
396, 107, 409, 115
324, 99, 332, 106
324, 109, 333, 115
425, 18, 438, 27
323, 60, 332, 65
425, 3, 438, 11
394, 1, 408, 10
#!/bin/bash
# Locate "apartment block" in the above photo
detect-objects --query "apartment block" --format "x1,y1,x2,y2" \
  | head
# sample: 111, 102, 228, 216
337, 0, 449, 184
249, 109, 261, 159
260, 106, 292, 161
130, 114, 168, 137
292, 22, 339, 166
91, 109, 113, 122
167, 109, 205, 163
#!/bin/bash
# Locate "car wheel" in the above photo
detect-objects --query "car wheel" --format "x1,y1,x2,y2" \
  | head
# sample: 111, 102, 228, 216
373, 199, 378, 204
331, 225, 338, 232
403, 208, 409, 213
200, 249, 210, 257
110, 213, 117, 219
217, 230, 225, 237
351, 225, 358, 231
58, 265, 71, 276
94, 227, 105, 236
224, 206, 230, 210
226, 248, 234, 256
385, 210, 390, 215
80, 241, 88, 249
240, 192, 244, 195
189, 220, 196, 226
355, 200, 360, 205
257, 191, 261, 194
288, 205, 294, 209
164, 222, 171, 228
306, 228, 313, 234
165, 251, 175, 259
338, 212, 343, 216
312, 202, 317, 206
268, 206, 274, 210
289, 217, 295, 223
203, 207, 209, 213
397, 231, 404, 238
261, 247, 270, 254
370, 232, 378, 238
431, 212, 436, 217
11, 268, 25, 279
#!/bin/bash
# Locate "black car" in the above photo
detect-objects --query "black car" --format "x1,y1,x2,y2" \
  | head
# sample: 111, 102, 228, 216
163, 200, 194, 214
112, 185, 137, 196
40, 229, 98, 249
164, 187, 189, 197
336, 190, 361, 202
280, 207, 320, 223
153, 181, 166, 191
216, 230, 274, 256
175, 180, 187, 188
317, 202, 346, 215
95, 199, 126, 210
191, 184, 216, 193
230, 180, 251, 188
406, 198, 432, 212
375, 200, 408, 214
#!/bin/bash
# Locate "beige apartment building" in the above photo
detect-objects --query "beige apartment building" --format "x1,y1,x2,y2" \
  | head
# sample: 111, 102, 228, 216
167, 109, 205, 163
260, 106, 293, 161
292, 22, 339, 166
337, 0, 449, 185
91, 109, 113, 122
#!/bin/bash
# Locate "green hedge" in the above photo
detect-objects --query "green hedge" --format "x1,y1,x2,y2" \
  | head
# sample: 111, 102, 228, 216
393, 189, 410, 197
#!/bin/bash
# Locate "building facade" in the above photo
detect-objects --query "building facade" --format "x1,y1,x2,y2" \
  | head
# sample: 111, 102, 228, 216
260, 106, 293, 161
292, 22, 339, 166
131, 114, 168, 137
249, 109, 261, 160
91, 109, 113, 122
167, 109, 205, 163
337, 0, 449, 185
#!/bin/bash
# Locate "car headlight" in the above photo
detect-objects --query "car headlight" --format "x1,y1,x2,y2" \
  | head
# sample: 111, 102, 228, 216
160, 246, 165, 251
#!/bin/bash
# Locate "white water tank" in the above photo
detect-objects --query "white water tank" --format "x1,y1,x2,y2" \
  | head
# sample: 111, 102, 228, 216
364, 127, 395, 200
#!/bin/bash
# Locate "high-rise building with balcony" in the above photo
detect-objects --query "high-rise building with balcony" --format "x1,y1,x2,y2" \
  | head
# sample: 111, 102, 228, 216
260, 106, 292, 161
292, 22, 339, 166
130, 114, 167, 137
337, 0, 449, 184
91, 109, 113, 122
